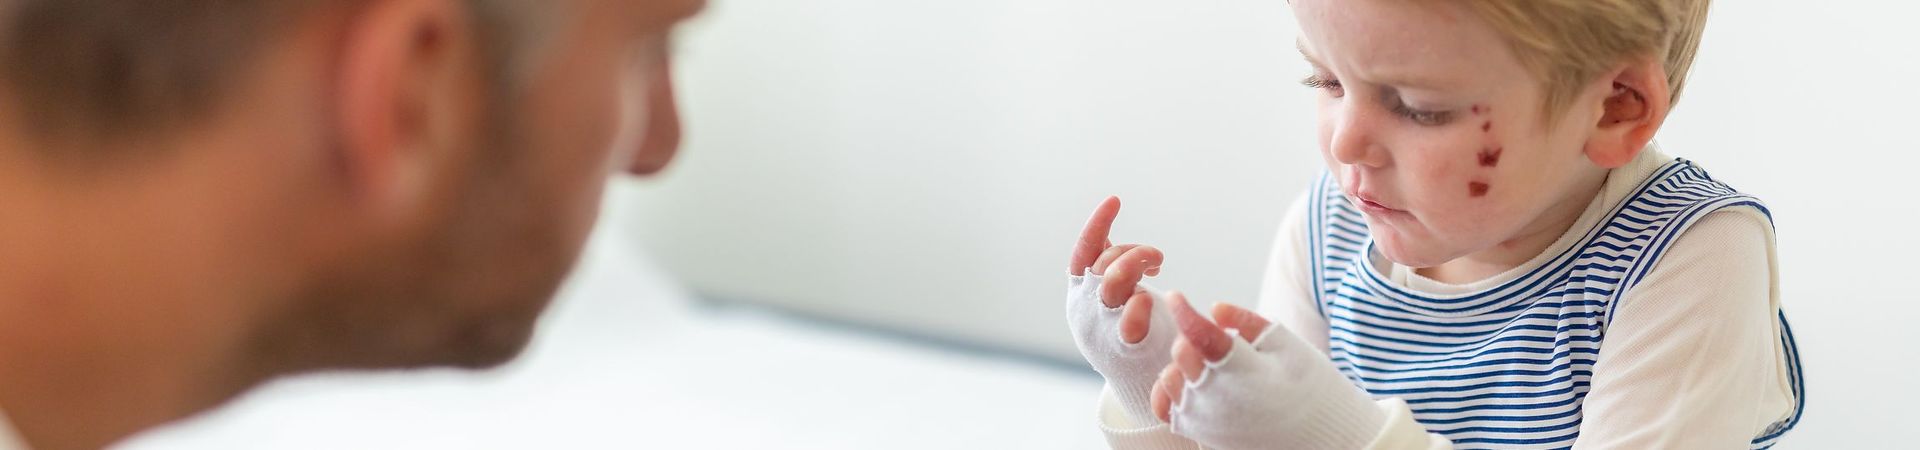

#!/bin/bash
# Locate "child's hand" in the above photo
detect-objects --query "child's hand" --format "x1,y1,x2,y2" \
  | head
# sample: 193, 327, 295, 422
1064, 196, 1180, 426
1068, 196, 1165, 343
1149, 294, 1388, 450
1149, 292, 1268, 424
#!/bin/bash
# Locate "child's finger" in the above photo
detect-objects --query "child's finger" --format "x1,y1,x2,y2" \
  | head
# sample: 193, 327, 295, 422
1168, 292, 1232, 361
1171, 334, 1207, 382
1094, 245, 1139, 307
1119, 289, 1154, 343
1163, 363, 1186, 408
1094, 244, 1166, 279
1069, 197, 1122, 276
1091, 244, 1141, 276
1211, 302, 1272, 343
1109, 245, 1164, 277
1152, 364, 1182, 423
1099, 246, 1163, 307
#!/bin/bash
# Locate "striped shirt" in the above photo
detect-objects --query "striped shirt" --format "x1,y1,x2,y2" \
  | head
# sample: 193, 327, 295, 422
1307, 158, 1806, 449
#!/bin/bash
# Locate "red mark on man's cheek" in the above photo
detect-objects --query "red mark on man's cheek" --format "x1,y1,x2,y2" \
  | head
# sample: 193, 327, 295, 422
1469, 182, 1491, 197
1477, 147, 1503, 167
1482, 121, 1492, 132
1470, 105, 1484, 115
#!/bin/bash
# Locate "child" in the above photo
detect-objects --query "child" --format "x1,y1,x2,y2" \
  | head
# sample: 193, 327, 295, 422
1063, 0, 1803, 448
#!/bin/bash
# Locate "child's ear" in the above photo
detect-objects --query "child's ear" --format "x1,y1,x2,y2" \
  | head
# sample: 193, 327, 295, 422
1582, 57, 1672, 168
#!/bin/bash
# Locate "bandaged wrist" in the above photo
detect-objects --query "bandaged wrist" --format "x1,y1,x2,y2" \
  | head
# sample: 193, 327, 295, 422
1067, 270, 1178, 426
1170, 325, 1386, 450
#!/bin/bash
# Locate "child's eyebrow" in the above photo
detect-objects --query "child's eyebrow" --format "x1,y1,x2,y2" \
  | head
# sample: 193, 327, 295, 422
1295, 39, 1328, 71
1295, 38, 1453, 91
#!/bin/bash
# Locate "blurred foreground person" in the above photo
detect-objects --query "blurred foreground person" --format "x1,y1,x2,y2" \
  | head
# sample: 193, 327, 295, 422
0, 1, 702, 448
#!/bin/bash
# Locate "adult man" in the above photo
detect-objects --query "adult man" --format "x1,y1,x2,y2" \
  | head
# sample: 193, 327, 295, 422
0, 1, 703, 448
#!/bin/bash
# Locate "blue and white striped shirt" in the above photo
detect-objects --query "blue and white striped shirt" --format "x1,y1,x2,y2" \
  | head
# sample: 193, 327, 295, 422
1306, 158, 1805, 449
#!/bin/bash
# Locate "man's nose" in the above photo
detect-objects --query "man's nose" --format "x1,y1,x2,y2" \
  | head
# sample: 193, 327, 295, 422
627, 61, 682, 176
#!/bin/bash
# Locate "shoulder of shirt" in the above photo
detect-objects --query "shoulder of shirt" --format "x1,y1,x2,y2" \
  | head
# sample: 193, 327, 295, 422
1610, 142, 1779, 302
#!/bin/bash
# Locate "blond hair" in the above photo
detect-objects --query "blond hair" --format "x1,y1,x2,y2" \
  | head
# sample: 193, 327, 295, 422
1458, 0, 1712, 122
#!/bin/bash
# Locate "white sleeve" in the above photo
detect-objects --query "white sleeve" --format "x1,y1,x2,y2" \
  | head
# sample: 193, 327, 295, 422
1097, 386, 1205, 450
1100, 343, 1455, 450
1571, 210, 1797, 449
1256, 190, 1330, 355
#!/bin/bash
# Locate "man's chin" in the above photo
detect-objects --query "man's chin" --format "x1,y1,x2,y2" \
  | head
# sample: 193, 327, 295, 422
339, 312, 545, 372
435, 316, 543, 369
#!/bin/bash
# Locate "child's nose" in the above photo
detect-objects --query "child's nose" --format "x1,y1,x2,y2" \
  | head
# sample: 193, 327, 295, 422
1328, 103, 1388, 169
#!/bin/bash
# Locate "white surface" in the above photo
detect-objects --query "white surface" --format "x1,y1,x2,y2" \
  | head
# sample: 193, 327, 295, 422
115, 182, 1107, 449
629, 0, 1920, 448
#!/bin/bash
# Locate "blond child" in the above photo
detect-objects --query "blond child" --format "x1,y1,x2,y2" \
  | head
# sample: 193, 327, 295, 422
1063, 0, 1803, 448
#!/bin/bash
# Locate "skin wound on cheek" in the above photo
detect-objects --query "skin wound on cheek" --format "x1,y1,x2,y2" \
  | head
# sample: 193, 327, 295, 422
1469, 182, 1491, 197
1478, 147, 1503, 167
1470, 108, 1497, 198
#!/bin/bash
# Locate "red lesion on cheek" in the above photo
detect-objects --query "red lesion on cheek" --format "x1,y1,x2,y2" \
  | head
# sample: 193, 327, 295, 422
1467, 104, 1498, 198
1477, 146, 1503, 167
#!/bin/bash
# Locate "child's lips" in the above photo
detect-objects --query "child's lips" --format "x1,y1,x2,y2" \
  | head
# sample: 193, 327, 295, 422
1350, 192, 1405, 214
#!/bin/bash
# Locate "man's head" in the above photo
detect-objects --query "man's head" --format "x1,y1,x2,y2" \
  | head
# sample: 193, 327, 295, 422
1289, 0, 1707, 268
1, 0, 700, 378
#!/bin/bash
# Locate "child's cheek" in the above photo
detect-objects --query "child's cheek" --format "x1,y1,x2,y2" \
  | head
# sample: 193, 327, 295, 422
1314, 102, 1339, 168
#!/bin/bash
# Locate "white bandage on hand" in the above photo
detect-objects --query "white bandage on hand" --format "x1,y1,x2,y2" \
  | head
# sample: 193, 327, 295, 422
1067, 271, 1179, 427
1169, 324, 1387, 450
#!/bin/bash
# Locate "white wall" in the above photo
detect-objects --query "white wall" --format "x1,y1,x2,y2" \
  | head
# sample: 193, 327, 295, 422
627, 0, 1920, 446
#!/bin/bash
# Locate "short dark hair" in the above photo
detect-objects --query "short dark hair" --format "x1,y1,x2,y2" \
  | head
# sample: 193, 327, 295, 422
0, 0, 531, 145
0, 1, 330, 141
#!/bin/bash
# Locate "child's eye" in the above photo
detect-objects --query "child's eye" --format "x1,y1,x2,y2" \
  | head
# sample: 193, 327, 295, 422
1300, 75, 1345, 98
1389, 102, 1453, 126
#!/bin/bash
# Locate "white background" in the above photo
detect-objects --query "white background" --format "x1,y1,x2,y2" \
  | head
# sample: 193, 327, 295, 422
625, 0, 1920, 447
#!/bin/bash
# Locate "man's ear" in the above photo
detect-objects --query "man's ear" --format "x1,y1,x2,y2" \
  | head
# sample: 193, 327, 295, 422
1582, 57, 1672, 168
333, 0, 473, 217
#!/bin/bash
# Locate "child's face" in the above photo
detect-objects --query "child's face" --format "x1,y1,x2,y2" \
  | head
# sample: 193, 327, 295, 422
1292, 0, 1611, 268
